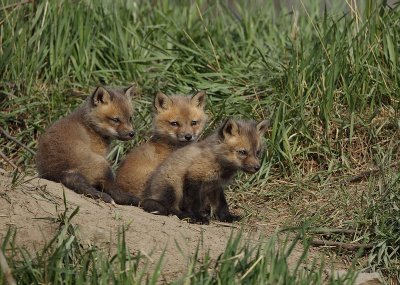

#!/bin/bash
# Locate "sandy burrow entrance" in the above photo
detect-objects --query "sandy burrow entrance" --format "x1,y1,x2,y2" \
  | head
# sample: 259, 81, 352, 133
0, 171, 327, 281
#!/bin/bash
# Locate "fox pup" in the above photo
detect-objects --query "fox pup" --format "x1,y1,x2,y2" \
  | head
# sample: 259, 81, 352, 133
141, 118, 269, 224
36, 86, 140, 205
116, 91, 207, 200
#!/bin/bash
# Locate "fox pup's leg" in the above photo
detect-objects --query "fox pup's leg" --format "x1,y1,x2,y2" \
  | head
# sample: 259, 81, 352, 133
208, 187, 240, 223
109, 189, 140, 206
141, 198, 202, 224
100, 167, 140, 206
183, 179, 209, 224
84, 156, 139, 206
61, 171, 115, 203
200, 196, 211, 217
169, 208, 204, 223
141, 198, 170, 215
141, 183, 175, 215
142, 184, 194, 222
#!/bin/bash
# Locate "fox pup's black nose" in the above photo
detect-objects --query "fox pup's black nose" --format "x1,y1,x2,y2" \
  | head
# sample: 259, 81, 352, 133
254, 165, 260, 171
128, 131, 135, 138
184, 134, 193, 141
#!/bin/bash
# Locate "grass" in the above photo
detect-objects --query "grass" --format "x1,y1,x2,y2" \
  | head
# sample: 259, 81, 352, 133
0, 0, 399, 283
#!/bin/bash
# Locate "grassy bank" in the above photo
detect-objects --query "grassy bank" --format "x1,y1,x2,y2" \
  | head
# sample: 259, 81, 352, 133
0, 0, 399, 283
0, 199, 356, 284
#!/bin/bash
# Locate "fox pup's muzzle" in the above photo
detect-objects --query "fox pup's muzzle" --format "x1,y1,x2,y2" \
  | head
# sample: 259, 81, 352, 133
243, 163, 261, 174
178, 133, 195, 142
118, 130, 135, 141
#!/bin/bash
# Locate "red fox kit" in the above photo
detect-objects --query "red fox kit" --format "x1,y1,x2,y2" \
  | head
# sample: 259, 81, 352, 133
116, 91, 207, 200
141, 118, 269, 224
36, 86, 140, 205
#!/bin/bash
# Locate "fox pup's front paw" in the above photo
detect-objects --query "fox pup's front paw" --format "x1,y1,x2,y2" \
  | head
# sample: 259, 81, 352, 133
218, 213, 241, 223
110, 191, 140, 206
191, 215, 210, 225
179, 212, 209, 225
90, 192, 115, 204
121, 195, 140, 206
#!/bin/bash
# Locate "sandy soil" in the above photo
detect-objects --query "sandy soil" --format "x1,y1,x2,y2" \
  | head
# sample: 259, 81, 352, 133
0, 171, 330, 281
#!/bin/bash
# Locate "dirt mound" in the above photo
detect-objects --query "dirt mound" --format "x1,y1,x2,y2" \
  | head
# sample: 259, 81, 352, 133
0, 171, 320, 280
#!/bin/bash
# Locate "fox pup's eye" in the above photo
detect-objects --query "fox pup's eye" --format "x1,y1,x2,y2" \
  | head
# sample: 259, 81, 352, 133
170, 121, 179, 127
256, 150, 262, 157
237, 150, 248, 156
129, 116, 133, 122
191, 120, 197, 126
111, 117, 120, 123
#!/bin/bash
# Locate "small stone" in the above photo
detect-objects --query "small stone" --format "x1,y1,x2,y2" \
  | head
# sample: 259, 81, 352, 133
354, 273, 383, 285
326, 270, 383, 285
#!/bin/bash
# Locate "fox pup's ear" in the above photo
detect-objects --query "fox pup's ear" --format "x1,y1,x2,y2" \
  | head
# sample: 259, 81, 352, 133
219, 118, 239, 139
124, 85, 137, 98
154, 92, 173, 112
256, 120, 270, 136
92, 86, 112, 106
190, 91, 207, 109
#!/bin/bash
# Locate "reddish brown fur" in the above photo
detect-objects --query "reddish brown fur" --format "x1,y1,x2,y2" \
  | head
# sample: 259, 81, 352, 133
141, 119, 269, 223
36, 86, 139, 205
116, 91, 207, 200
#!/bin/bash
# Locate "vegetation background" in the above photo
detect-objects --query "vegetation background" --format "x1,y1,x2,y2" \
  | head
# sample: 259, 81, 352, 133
0, 0, 399, 284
